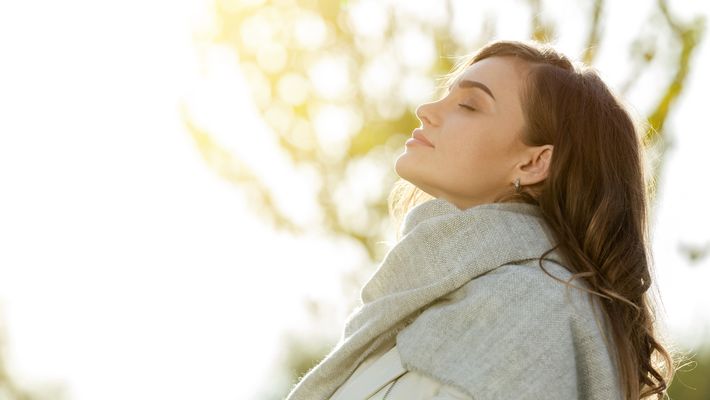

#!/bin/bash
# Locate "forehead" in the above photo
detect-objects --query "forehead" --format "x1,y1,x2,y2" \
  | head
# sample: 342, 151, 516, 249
455, 56, 529, 101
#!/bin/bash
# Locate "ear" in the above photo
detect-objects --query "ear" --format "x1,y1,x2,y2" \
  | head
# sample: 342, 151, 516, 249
517, 145, 553, 186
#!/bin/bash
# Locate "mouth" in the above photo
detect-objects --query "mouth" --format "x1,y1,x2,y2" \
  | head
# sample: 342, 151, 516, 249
411, 129, 435, 147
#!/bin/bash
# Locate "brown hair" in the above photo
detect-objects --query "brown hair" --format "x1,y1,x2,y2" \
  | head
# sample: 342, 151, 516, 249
388, 39, 685, 399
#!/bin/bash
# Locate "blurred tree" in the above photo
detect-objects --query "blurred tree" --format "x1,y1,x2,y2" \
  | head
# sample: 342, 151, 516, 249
182, 0, 706, 398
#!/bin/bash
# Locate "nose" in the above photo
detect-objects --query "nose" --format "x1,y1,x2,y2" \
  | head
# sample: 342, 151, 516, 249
415, 102, 437, 127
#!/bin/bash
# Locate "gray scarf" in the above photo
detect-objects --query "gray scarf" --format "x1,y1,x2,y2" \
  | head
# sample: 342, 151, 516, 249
285, 198, 622, 400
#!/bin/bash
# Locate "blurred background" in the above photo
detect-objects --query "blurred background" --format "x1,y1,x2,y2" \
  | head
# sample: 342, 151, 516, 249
0, 0, 709, 399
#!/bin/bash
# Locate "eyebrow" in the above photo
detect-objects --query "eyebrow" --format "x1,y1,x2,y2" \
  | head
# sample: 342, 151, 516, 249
449, 79, 496, 101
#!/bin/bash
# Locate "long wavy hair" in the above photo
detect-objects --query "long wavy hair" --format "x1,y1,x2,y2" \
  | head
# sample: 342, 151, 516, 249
388, 39, 686, 400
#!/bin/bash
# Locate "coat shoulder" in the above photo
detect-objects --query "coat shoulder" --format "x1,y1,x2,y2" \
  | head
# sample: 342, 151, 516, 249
442, 257, 597, 318
394, 257, 618, 400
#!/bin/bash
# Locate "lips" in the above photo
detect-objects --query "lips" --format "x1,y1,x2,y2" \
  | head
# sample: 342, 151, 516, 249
412, 130, 434, 147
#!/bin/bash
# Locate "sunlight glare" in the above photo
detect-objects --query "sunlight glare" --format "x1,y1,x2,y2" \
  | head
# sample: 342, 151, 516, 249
256, 41, 288, 73
312, 104, 362, 161
277, 72, 310, 105
346, 0, 389, 38
293, 10, 328, 50
307, 54, 353, 100
393, 27, 436, 69
360, 50, 399, 99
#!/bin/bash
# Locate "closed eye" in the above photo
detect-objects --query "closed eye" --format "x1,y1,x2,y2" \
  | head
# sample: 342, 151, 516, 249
458, 104, 476, 111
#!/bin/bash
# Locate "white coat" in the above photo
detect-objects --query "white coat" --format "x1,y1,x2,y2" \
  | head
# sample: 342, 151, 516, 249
328, 337, 472, 400
285, 199, 623, 400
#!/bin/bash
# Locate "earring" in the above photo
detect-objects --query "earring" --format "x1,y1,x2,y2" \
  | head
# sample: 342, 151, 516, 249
514, 178, 521, 193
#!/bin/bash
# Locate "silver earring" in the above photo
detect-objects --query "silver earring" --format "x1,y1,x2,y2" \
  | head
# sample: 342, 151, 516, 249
514, 178, 521, 193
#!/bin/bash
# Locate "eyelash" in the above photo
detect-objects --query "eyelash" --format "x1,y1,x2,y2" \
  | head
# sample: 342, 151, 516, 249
458, 104, 476, 111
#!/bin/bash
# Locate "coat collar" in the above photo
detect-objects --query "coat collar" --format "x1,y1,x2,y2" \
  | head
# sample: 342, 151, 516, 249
400, 198, 544, 237
358, 198, 564, 305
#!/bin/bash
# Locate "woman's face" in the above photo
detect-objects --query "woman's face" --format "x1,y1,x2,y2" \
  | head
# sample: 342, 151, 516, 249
394, 56, 552, 210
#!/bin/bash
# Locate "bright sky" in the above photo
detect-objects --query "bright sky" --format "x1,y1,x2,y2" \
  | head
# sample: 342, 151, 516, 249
0, 1, 708, 399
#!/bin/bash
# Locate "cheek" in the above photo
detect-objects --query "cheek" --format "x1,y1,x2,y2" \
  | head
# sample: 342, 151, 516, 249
445, 136, 496, 168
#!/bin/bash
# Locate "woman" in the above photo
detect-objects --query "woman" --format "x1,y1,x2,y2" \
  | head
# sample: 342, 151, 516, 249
284, 39, 677, 400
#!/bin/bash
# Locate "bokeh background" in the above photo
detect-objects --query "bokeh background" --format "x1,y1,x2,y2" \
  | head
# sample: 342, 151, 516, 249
1, 0, 709, 399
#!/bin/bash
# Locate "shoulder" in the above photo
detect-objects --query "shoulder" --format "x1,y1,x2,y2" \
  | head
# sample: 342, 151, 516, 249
396, 258, 594, 350
393, 260, 595, 399
394, 259, 620, 400
395, 257, 604, 370
483, 257, 578, 292
439, 258, 595, 320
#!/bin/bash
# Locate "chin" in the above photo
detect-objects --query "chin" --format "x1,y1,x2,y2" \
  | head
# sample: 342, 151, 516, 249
394, 153, 415, 180
394, 158, 429, 191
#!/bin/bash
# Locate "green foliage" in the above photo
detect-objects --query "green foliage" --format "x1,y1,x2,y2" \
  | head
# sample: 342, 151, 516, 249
668, 345, 710, 400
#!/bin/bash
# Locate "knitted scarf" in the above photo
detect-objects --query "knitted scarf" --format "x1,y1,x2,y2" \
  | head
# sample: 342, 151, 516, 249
284, 198, 622, 400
